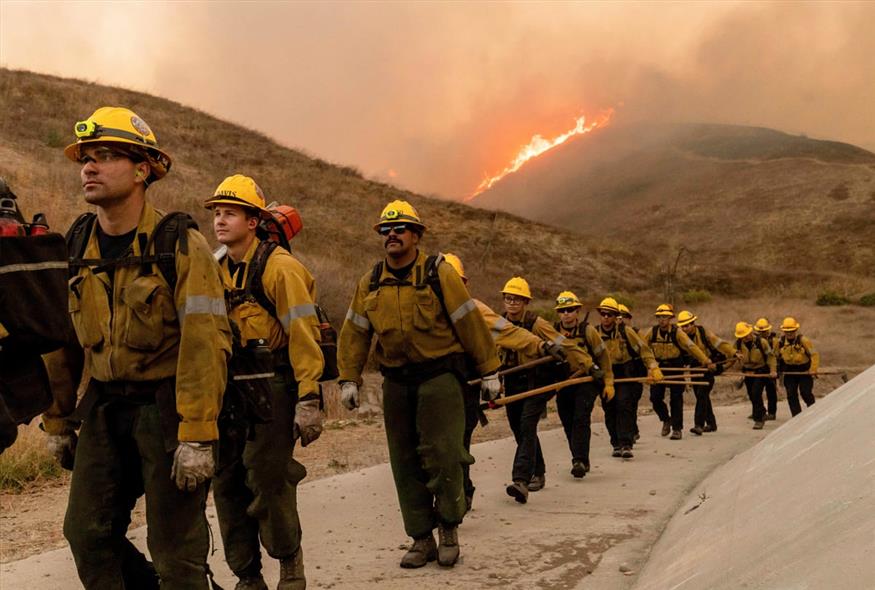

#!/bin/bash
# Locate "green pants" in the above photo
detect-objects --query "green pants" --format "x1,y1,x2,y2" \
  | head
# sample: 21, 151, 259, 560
383, 371, 471, 539
213, 371, 306, 577
64, 389, 210, 590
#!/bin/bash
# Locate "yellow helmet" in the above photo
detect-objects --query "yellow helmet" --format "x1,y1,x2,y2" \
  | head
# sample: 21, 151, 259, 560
374, 200, 426, 232
780, 317, 800, 332
754, 318, 772, 333
735, 322, 753, 339
598, 297, 620, 314
677, 310, 697, 327
443, 252, 466, 281
501, 276, 532, 300
555, 290, 582, 310
64, 106, 172, 182
204, 174, 266, 211
618, 303, 632, 318
655, 303, 675, 318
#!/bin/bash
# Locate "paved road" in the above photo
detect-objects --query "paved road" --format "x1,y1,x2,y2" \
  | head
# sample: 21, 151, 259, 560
2, 405, 775, 589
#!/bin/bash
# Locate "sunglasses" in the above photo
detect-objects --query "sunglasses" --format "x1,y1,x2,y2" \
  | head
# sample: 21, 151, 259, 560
77, 147, 132, 165
559, 308, 580, 314
503, 295, 525, 304
599, 311, 617, 318
378, 224, 409, 236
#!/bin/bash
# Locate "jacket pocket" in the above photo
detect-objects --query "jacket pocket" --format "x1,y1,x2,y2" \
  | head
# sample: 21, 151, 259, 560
412, 288, 436, 331
122, 275, 171, 351
68, 276, 104, 349
236, 302, 272, 346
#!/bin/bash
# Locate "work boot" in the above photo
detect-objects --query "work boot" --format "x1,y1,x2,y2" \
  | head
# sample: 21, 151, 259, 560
661, 421, 671, 437
571, 460, 586, 478
437, 523, 460, 567
670, 430, 682, 440
752, 421, 764, 430
235, 576, 268, 590
400, 534, 437, 568
765, 413, 776, 421
506, 481, 529, 504
703, 424, 717, 432
528, 474, 545, 491
690, 426, 704, 436
612, 447, 622, 457
621, 447, 634, 458
278, 548, 306, 590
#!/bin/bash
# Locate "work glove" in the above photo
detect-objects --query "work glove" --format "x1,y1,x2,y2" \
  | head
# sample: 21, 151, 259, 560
480, 372, 501, 402
340, 381, 359, 410
769, 372, 777, 379
294, 398, 324, 447
706, 362, 717, 372
540, 341, 567, 362
602, 384, 615, 402
591, 367, 605, 381
171, 442, 214, 492
46, 433, 77, 471
648, 367, 665, 383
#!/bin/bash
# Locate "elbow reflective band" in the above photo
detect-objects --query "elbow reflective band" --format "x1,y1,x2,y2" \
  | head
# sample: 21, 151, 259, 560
490, 316, 509, 342
178, 295, 227, 322
449, 298, 476, 324
592, 341, 606, 357
280, 303, 318, 332
552, 334, 566, 346
345, 308, 370, 331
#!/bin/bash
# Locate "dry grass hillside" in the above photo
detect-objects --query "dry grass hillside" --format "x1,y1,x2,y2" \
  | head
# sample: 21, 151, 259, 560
0, 68, 653, 320
473, 123, 875, 297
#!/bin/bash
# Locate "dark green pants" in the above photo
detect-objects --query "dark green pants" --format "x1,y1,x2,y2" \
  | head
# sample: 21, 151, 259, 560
213, 372, 306, 577
383, 371, 471, 539
64, 392, 210, 590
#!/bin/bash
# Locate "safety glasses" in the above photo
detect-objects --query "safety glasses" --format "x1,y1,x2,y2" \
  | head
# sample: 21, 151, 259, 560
558, 308, 580, 314
77, 147, 133, 165
378, 224, 409, 236
599, 311, 617, 318
503, 295, 525, 304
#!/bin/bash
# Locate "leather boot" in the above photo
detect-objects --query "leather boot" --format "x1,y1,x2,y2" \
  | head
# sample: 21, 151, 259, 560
661, 421, 671, 436
670, 430, 682, 440
437, 524, 460, 567
400, 534, 437, 568
527, 474, 545, 491
571, 460, 586, 478
505, 481, 529, 504
235, 576, 268, 590
278, 548, 306, 590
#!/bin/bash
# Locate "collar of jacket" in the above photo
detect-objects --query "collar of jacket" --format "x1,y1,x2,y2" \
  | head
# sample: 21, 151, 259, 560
83, 203, 162, 287
221, 236, 262, 287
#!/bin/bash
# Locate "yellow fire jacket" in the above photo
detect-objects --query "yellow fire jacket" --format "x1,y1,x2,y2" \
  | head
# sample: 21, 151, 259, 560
498, 313, 593, 375
474, 299, 543, 357
597, 323, 658, 370
642, 325, 710, 365
220, 237, 324, 398
556, 320, 614, 387
339, 251, 500, 384
737, 336, 777, 372
42, 204, 231, 441
685, 325, 735, 364
777, 334, 820, 371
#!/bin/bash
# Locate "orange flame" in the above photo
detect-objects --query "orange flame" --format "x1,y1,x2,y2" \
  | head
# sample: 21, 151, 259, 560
467, 108, 614, 200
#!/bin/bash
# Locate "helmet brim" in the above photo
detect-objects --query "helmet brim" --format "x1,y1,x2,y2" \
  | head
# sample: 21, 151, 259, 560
64, 138, 172, 180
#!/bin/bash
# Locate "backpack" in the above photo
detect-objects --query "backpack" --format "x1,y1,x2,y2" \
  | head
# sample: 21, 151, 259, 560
66, 211, 196, 290
650, 325, 679, 348
224, 239, 338, 382
736, 335, 768, 363
555, 319, 596, 359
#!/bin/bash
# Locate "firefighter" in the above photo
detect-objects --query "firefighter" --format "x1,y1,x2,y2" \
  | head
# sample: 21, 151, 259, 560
734, 322, 777, 429
616, 303, 643, 440
442, 253, 561, 511
497, 277, 593, 503
205, 175, 325, 590
777, 317, 820, 417
642, 304, 714, 440
754, 318, 780, 420
677, 311, 735, 434
595, 298, 659, 457
553, 291, 614, 476
338, 201, 500, 568
42, 107, 232, 588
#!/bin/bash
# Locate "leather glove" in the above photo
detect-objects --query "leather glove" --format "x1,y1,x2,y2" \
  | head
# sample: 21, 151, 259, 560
648, 367, 665, 382
171, 442, 214, 492
540, 341, 567, 362
340, 381, 359, 410
294, 398, 324, 447
46, 433, 77, 471
480, 373, 501, 402
591, 367, 605, 381
602, 384, 615, 402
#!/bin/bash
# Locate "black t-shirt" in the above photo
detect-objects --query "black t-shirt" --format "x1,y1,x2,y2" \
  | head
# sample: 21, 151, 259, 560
387, 258, 417, 281
96, 224, 137, 280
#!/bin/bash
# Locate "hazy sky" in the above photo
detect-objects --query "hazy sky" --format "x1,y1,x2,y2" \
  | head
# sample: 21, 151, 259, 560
2, 1, 873, 199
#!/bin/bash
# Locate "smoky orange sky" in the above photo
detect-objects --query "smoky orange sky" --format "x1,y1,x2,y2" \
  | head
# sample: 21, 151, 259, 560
2, 1, 873, 199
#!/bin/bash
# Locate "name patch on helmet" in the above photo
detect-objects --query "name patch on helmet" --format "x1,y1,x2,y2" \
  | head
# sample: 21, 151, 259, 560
215, 190, 238, 197
130, 116, 152, 137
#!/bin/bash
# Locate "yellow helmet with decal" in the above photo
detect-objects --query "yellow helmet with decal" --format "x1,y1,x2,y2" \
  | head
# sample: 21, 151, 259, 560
501, 277, 532, 300
374, 200, 426, 232
204, 174, 266, 211
554, 290, 582, 311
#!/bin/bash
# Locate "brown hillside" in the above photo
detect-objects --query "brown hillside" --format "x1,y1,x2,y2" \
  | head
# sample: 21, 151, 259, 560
0, 69, 653, 320
473, 123, 875, 296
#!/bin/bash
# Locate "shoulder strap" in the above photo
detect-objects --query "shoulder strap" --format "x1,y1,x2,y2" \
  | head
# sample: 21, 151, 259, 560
65, 212, 98, 278
698, 325, 719, 357
145, 212, 197, 291
243, 240, 279, 318
670, 325, 679, 346
620, 325, 640, 359
368, 261, 384, 293
650, 325, 659, 342
523, 310, 538, 332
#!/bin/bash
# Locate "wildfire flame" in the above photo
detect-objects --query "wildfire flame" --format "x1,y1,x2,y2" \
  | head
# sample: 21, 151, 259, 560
467, 108, 614, 200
